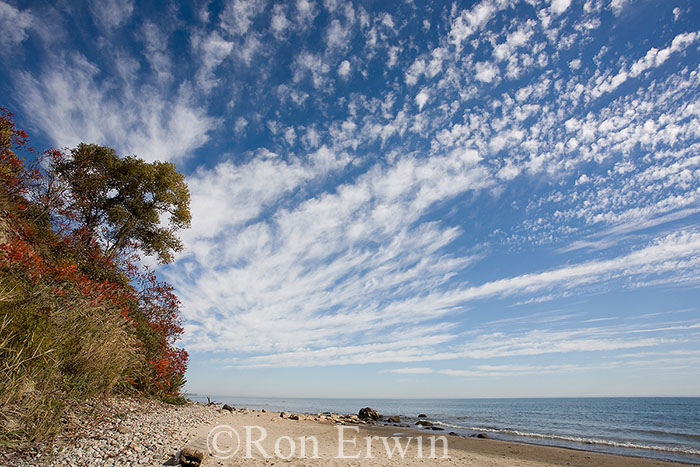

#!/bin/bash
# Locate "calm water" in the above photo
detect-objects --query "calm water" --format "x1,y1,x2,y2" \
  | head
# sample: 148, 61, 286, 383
190, 396, 700, 464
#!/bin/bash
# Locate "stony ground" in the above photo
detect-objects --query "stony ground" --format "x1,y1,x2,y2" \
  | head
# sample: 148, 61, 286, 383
2, 399, 224, 467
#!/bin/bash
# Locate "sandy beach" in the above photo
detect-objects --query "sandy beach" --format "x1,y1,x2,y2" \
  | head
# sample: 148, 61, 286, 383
187, 407, 692, 467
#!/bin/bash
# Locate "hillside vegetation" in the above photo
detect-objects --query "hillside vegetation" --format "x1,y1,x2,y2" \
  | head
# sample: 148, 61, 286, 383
0, 108, 190, 446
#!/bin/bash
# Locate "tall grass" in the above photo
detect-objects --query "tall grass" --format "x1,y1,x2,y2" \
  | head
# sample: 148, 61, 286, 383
0, 268, 139, 445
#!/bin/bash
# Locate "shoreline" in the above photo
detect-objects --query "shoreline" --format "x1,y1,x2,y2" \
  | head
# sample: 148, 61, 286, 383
190, 396, 700, 465
185, 405, 696, 467
4, 399, 697, 466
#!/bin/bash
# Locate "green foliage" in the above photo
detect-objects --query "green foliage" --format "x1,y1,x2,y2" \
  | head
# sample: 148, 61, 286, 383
52, 143, 191, 264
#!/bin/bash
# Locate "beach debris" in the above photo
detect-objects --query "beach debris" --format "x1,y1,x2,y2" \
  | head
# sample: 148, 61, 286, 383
179, 437, 210, 466
416, 420, 433, 427
418, 413, 427, 418
387, 415, 401, 423
222, 404, 234, 412
358, 407, 382, 420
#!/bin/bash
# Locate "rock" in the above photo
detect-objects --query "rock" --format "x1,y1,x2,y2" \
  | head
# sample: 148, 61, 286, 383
387, 416, 400, 423
430, 426, 445, 431
116, 425, 129, 434
280, 412, 289, 418
449, 432, 457, 436
415, 420, 433, 427
418, 413, 427, 418
358, 407, 381, 420
477, 433, 489, 439
222, 404, 234, 412
289, 414, 300, 421
180, 438, 209, 466
261, 409, 266, 413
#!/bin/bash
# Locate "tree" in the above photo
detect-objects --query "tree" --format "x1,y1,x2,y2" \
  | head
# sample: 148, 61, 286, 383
50, 144, 191, 264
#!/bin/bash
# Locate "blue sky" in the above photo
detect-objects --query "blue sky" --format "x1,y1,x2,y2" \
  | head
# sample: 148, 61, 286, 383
2, 0, 700, 398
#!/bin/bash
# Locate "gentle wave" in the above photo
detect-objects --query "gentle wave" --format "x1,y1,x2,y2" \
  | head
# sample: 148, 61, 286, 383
431, 421, 700, 456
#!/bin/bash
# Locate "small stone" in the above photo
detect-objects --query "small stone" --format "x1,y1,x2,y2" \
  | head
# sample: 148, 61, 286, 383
387, 416, 401, 423
289, 414, 300, 420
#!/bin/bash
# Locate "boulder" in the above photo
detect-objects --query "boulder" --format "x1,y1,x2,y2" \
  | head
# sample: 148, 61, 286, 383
415, 420, 433, 427
418, 413, 427, 418
387, 416, 401, 423
476, 433, 489, 439
358, 407, 381, 420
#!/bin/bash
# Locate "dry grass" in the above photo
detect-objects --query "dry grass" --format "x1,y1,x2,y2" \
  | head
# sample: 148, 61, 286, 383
0, 274, 139, 446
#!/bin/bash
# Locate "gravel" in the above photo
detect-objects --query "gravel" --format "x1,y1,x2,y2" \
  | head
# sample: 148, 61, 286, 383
3, 398, 224, 467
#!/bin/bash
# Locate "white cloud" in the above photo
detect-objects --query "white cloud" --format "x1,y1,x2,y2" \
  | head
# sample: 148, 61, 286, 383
193, 31, 234, 90
0, 1, 33, 47
550, 0, 571, 15
325, 18, 351, 49
337, 59, 351, 79
460, 329, 664, 359
629, 32, 700, 78
475, 61, 498, 83
673, 7, 682, 21
141, 22, 172, 82
415, 89, 429, 110
16, 53, 216, 163
609, 0, 630, 16
89, 0, 134, 30
292, 50, 331, 88
234, 117, 248, 136
386, 367, 435, 374
449, 0, 507, 52
220, 0, 267, 36
296, 0, 318, 27
270, 4, 290, 39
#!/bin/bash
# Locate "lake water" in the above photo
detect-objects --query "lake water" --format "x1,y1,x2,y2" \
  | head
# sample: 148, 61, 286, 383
189, 396, 700, 464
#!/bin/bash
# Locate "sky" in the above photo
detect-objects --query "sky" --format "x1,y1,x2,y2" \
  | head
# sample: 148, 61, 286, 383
1, 0, 700, 399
